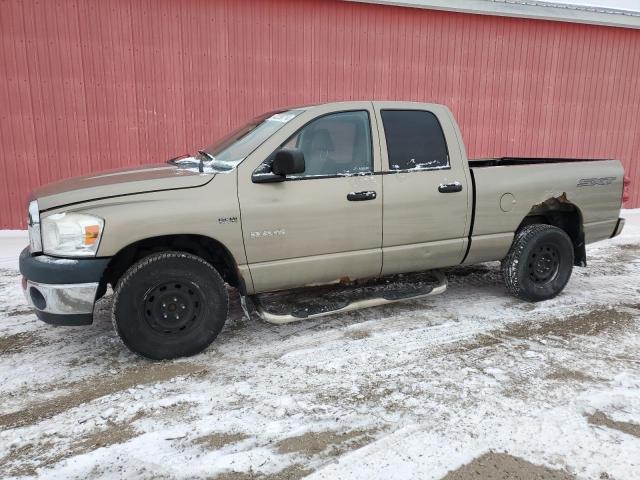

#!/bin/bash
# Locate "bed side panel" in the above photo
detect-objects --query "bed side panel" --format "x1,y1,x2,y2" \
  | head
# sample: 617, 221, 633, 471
465, 160, 623, 264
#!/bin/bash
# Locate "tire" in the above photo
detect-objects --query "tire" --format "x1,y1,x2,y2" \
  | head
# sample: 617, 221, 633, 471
501, 224, 574, 302
112, 251, 228, 360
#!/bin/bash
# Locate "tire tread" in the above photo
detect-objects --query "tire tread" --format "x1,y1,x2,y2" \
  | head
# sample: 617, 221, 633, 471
501, 224, 572, 302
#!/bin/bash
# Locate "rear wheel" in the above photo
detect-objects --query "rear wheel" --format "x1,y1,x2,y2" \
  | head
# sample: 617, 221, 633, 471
501, 224, 574, 302
112, 251, 228, 359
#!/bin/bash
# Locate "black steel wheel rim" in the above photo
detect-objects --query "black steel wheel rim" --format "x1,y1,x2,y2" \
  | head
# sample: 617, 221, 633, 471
143, 280, 202, 334
527, 243, 560, 285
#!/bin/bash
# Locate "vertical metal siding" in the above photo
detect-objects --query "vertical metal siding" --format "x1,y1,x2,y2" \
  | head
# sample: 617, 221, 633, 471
0, 0, 638, 228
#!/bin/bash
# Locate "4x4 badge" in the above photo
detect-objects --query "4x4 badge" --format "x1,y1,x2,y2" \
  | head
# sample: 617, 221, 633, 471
577, 177, 615, 187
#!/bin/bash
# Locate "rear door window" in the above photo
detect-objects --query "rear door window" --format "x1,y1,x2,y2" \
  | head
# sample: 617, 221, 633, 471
380, 110, 449, 171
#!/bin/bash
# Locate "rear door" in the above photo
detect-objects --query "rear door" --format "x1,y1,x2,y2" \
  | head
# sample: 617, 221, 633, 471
374, 102, 471, 275
237, 102, 383, 293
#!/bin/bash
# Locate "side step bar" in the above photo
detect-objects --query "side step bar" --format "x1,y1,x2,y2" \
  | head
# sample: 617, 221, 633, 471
246, 270, 447, 325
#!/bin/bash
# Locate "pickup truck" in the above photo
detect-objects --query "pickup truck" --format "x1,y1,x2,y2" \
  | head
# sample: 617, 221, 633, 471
19, 101, 630, 359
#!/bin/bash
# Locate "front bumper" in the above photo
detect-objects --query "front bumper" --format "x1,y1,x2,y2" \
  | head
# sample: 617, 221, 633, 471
19, 247, 110, 326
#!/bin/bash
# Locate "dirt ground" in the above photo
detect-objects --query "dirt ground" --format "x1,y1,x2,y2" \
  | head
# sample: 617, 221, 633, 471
442, 452, 576, 480
1, 212, 639, 479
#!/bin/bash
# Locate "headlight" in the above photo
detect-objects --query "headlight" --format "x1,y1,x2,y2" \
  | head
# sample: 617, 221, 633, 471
28, 200, 42, 253
41, 213, 104, 257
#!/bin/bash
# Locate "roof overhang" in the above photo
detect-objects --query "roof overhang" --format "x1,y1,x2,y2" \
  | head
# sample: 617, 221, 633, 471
345, 0, 640, 29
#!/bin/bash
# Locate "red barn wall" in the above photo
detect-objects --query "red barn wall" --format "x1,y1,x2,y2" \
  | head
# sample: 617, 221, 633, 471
1, 0, 638, 228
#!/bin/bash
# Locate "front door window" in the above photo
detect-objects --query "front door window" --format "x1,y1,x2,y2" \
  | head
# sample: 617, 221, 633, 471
282, 110, 373, 178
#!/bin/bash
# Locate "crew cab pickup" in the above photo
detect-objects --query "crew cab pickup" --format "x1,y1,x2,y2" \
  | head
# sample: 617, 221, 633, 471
19, 101, 630, 359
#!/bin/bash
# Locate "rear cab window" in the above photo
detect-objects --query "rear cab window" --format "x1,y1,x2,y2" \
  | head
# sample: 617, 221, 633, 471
380, 110, 449, 172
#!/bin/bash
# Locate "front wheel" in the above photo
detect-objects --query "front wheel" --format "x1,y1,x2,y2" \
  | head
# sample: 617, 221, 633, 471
112, 251, 228, 359
501, 224, 574, 302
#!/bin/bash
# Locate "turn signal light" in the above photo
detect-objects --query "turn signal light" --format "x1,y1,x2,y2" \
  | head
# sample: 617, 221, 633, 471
623, 175, 631, 203
84, 225, 100, 245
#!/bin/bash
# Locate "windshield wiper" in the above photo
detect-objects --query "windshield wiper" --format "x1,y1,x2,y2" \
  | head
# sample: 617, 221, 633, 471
197, 150, 214, 173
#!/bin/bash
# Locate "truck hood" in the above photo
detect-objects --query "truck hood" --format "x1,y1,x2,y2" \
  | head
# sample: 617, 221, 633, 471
34, 163, 213, 211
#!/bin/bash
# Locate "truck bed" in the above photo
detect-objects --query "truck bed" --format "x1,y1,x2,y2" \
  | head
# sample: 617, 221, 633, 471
469, 157, 613, 167
462, 158, 624, 266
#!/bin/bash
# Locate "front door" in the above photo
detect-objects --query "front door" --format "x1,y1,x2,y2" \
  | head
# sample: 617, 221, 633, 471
238, 103, 383, 293
374, 102, 471, 275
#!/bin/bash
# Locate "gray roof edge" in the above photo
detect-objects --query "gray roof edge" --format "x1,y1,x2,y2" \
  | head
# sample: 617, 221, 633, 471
346, 0, 640, 29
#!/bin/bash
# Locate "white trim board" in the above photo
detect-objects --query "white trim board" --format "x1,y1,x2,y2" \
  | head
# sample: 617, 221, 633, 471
346, 0, 640, 29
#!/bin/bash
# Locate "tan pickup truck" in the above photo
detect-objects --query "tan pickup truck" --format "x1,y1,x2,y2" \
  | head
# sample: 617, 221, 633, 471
20, 101, 630, 359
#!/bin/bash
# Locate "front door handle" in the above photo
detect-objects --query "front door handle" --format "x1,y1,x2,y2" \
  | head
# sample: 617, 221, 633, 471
347, 191, 377, 201
438, 182, 463, 193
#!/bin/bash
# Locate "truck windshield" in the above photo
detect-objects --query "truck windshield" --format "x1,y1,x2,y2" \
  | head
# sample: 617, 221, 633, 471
174, 109, 304, 173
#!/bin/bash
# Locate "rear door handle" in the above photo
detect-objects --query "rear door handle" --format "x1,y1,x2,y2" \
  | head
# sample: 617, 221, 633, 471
347, 191, 377, 201
438, 182, 463, 193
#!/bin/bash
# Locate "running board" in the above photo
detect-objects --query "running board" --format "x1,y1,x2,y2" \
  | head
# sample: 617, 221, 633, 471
247, 270, 447, 325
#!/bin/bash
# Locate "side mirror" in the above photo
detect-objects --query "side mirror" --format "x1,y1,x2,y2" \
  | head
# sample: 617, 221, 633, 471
272, 148, 305, 176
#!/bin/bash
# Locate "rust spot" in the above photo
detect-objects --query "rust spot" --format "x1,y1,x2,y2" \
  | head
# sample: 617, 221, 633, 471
531, 192, 570, 211
338, 276, 353, 285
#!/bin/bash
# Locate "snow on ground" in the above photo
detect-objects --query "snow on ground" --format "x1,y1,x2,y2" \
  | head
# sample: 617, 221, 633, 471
0, 212, 639, 479
0, 231, 27, 270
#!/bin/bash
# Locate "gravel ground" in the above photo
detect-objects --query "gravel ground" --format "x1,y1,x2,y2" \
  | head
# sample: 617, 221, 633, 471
0, 211, 639, 479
